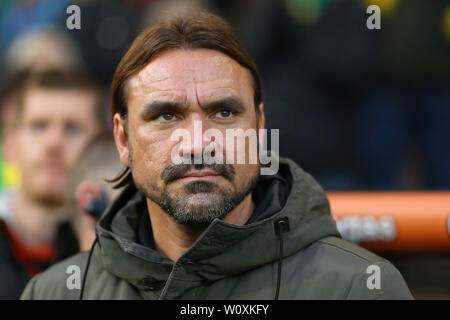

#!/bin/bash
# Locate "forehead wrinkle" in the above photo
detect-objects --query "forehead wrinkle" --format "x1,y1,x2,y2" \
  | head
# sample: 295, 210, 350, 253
129, 53, 242, 90
127, 78, 173, 99
145, 71, 171, 83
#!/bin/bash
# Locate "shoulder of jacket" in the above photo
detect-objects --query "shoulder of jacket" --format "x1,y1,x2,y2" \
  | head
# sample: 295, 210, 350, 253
289, 237, 413, 299
317, 236, 391, 265
316, 237, 413, 297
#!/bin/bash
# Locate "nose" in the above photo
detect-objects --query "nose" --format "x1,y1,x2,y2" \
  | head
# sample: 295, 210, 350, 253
43, 125, 64, 153
176, 114, 217, 165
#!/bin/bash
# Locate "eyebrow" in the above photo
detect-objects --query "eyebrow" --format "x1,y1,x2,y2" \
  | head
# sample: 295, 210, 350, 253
202, 96, 246, 113
140, 100, 186, 119
140, 96, 247, 119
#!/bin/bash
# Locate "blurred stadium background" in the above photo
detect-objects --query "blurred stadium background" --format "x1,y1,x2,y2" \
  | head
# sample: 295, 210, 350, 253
0, 0, 449, 299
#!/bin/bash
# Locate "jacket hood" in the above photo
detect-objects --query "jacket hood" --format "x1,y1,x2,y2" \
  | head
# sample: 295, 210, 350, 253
95, 158, 340, 291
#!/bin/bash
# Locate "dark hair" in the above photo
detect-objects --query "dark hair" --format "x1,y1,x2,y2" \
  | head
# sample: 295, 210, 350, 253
109, 10, 262, 188
17, 69, 106, 129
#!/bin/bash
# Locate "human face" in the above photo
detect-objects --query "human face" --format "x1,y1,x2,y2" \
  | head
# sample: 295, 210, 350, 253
14, 88, 100, 207
114, 48, 265, 226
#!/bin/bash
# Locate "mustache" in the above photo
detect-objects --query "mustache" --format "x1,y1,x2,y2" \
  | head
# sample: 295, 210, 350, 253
161, 163, 236, 183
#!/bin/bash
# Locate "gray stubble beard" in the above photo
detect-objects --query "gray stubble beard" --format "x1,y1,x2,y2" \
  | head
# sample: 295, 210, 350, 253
134, 169, 259, 235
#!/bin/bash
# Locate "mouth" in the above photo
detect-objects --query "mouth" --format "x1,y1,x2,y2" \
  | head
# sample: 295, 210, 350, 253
178, 170, 221, 182
39, 163, 66, 175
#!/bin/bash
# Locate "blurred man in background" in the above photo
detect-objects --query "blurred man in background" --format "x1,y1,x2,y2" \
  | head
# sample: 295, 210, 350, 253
65, 132, 122, 252
0, 69, 105, 299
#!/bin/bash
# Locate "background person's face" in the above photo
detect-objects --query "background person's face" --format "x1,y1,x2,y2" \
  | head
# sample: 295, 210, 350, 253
14, 88, 100, 206
116, 48, 265, 226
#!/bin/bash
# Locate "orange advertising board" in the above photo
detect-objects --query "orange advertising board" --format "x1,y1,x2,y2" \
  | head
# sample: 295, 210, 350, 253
327, 192, 450, 253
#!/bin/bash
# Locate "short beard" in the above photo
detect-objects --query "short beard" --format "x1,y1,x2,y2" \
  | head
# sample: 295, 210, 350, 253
158, 177, 258, 234
133, 164, 259, 235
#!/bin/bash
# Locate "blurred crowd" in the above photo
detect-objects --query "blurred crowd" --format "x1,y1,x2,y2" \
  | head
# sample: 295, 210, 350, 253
0, 0, 449, 299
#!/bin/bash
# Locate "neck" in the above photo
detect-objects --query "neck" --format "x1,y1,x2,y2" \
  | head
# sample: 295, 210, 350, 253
146, 194, 255, 262
11, 191, 63, 246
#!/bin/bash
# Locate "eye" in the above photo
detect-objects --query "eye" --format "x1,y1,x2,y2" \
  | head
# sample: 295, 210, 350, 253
157, 113, 177, 122
29, 120, 47, 132
65, 122, 82, 135
215, 109, 233, 119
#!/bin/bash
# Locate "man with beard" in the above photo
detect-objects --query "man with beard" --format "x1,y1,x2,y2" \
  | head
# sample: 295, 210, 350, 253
0, 70, 104, 299
21, 12, 412, 300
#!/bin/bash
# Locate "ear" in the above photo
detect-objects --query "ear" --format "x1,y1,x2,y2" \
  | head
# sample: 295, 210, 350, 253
257, 103, 267, 155
113, 113, 130, 167
75, 181, 101, 212
257, 102, 265, 131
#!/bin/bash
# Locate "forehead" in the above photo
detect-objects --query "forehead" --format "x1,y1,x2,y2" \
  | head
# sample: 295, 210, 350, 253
125, 48, 254, 103
22, 88, 96, 120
